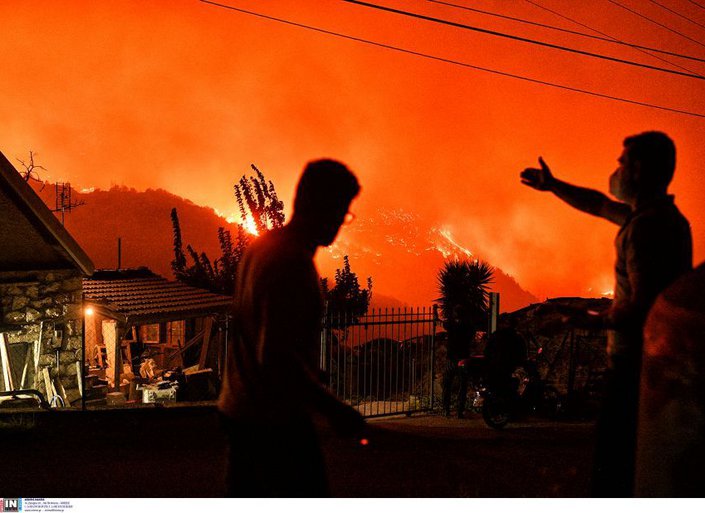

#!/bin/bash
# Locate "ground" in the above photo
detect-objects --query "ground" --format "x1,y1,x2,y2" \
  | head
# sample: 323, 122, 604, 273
0, 406, 594, 497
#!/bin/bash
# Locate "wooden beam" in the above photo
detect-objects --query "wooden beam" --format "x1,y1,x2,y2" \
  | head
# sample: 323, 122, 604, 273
114, 324, 130, 390
42, 367, 53, 401
0, 333, 14, 392
55, 376, 69, 403
198, 317, 214, 370
20, 340, 32, 389
165, 329, 205, 363
34, 321, 43, 382
76, 361, 83, 397
94, 315, 103, 345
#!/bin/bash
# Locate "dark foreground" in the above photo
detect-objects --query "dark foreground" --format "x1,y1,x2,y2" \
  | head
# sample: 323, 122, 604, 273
0, 406, 594, 497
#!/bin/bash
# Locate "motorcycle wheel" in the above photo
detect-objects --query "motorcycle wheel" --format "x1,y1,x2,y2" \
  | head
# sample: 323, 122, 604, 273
482, 395, 510, 429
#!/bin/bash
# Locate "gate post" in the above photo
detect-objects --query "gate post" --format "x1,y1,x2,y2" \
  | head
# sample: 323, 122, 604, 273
430, 304, 439, 411
320, 301, 329, 374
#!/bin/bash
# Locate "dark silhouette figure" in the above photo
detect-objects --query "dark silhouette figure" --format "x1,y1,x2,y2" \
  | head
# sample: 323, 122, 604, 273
218, 159, 365, 498
483, 324, 527, 396
521, 131, 692, 497
442, 305, 474, 417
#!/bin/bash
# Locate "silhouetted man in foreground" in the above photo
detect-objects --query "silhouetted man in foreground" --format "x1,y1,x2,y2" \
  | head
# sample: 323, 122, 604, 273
521, 131, 692, 497
218, 159, 365, 497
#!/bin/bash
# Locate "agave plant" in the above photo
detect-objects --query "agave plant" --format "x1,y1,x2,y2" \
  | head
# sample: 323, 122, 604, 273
437, 259, 494, 326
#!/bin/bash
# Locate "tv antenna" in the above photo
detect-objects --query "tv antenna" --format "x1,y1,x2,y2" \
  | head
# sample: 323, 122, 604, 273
52, 182, 85, 225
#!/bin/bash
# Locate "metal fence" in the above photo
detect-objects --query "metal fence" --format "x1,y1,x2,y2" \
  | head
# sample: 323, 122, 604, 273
320, 306, 439, 418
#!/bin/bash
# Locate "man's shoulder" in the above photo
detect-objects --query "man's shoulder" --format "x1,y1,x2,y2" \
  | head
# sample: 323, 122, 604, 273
630, 199, 689, 233
244, 229, 313, 279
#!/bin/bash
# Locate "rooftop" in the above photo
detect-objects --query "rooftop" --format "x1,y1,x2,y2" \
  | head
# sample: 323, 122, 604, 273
83, 268, 231, 324
0, 150, 94, 275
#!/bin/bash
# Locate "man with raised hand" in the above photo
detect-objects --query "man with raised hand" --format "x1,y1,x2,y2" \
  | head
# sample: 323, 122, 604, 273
520, 131, 692, 497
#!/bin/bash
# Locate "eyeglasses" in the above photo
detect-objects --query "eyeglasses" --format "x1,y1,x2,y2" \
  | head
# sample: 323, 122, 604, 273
343, 211, 356, 225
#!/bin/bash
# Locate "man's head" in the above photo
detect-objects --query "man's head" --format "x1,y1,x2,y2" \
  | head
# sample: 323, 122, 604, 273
609, 131, 676, 203
292, 159, 360, 247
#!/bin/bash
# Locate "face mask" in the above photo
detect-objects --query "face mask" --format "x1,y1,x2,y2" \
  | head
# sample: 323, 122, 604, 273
610, 169, 637, 202
609, 171, 623, 200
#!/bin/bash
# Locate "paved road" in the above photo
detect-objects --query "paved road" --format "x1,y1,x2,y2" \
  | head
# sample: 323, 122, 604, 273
0, 407, 594, 497
324, 415, 594, 497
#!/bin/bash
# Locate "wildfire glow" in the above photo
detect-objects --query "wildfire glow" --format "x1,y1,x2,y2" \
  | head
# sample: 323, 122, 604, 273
5, 2, 703, 306
242, 215, 259, 236
223, 210, 259, 237
432, 227, 475, 259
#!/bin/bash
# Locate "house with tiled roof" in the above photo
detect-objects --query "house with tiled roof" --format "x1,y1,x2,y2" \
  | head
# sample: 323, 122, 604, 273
2, 148, 232, 408
82, 267, 232, 404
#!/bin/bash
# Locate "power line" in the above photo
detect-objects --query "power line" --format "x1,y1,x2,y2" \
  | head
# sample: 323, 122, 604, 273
520, 0, 704, 77
425, 0, 705, 63
606, 0, 705, 49
343, 0, 705, 80
686, 0, 705, 10
647, 0, 705, 31
198, 0, 705, 119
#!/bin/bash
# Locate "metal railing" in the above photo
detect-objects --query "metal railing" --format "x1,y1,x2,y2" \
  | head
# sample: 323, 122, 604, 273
320, 306, 439, 418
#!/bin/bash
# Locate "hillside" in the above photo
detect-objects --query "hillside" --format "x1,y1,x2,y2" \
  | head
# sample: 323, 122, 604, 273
32, 182, 538, 312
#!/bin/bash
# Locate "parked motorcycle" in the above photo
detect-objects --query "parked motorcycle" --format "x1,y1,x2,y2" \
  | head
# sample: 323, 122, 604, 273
461, 358, 563, 429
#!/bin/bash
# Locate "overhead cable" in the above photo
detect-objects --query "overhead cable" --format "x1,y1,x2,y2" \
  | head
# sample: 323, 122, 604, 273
606, 0, 705, 49
647, 0, 705, 31
686, 0, 705, 10
198, 0, 705, 119
522, 0, 704, 78
426, 0, 705, 63
343, 0, 705, 80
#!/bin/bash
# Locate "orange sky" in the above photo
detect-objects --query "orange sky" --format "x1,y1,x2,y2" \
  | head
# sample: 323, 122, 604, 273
2, 0, 705, 302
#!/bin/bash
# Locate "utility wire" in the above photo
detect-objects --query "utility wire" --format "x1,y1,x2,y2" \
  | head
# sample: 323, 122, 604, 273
198, 0, 705, 119
426, 0, 705, 63
343, 0, 705, 80
522, 0, 704, 78
686, 0, 705, 10
606, 0, 705, 49
647, 0, 705, 31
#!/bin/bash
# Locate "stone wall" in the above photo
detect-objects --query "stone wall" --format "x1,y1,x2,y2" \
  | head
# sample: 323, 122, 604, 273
0, 269, 84, 406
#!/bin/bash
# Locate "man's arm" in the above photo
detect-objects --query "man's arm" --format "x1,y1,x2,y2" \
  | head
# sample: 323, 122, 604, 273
521, 157, 630, 226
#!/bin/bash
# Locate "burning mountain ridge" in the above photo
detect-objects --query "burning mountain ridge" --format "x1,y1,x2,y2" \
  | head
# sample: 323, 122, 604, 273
31, 183, 537, 312
321, 207, 538, 312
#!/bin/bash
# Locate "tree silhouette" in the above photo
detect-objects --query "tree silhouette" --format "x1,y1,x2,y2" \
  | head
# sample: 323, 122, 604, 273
234, 164, 285, 234
17, 150, 46, 186
321, 255, 373, 323
171, 163, 282, 295
437, 259, 494, 327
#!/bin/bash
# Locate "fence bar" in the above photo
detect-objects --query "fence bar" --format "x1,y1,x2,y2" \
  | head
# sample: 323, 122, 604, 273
322, 305, 436, 418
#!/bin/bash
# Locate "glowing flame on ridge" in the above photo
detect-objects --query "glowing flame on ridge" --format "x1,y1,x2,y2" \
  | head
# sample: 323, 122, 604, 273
432, 227, 475, 259
219, 209, 260, 237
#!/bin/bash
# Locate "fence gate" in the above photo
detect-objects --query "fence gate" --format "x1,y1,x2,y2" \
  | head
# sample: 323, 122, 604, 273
320, 306, 438, 418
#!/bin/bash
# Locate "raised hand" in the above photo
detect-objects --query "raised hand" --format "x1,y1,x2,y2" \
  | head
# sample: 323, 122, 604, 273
521, 156, 555, 191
